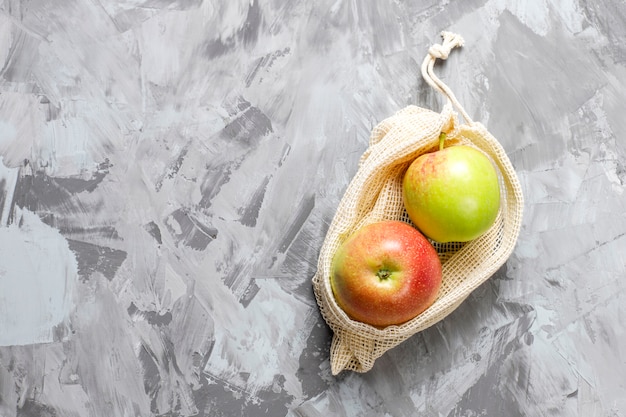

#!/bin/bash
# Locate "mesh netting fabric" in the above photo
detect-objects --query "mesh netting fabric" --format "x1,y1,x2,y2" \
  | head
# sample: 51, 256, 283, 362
312, 32, 524, 375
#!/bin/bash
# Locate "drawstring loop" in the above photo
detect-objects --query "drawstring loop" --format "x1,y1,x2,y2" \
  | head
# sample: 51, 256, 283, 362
421, 31, 473, 124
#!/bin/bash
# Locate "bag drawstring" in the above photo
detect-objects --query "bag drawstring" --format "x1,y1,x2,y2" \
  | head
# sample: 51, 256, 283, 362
421, 31, 473, 124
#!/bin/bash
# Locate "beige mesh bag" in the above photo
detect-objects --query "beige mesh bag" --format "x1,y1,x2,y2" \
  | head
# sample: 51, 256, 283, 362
312, 32, 524, 375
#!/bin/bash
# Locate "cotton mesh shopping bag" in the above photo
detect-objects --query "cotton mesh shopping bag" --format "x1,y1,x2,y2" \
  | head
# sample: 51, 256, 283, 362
312, 32, 524, 375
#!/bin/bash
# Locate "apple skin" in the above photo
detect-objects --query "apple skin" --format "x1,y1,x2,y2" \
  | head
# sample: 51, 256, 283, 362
330, 220, 442, 327
402, 145, 500, 243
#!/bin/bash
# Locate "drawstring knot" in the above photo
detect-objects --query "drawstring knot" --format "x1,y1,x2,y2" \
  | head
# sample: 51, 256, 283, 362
428, 32, 464, 60
421, 31, 471, 123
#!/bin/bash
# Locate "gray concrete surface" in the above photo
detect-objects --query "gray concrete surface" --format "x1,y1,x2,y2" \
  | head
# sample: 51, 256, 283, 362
1, 1, 625, 416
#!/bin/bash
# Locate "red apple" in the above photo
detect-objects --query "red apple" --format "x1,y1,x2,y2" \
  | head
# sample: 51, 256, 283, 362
330, 220, 442, 327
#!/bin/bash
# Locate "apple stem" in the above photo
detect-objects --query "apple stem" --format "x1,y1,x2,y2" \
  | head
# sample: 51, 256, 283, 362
439, 132, 447, 151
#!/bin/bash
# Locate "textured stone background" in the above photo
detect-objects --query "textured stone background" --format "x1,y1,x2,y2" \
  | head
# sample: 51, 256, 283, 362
1, 1, 625, 416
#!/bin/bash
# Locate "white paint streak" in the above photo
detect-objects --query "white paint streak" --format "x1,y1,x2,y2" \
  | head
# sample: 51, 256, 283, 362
0, 207, 77, 346
0, 156, 18, 226
0, 93, 42, 168
488, 0, 585, 36
203, 279, 310, 398
493, 0, 551, 36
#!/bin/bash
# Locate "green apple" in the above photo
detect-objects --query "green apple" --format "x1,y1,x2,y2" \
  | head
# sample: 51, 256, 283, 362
402, 134, 500, 243
330, 220, 442, 327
